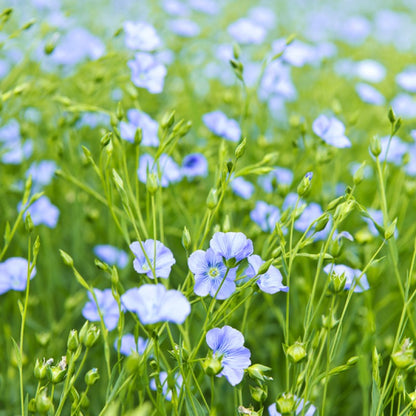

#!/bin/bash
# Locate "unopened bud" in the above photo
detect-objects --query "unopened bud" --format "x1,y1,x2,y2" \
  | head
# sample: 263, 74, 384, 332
235, 138, 246, 159
391, 338, 414, 369
384, 219, 397, 240
257, 259, 274, 276
161, 110, 175, 129
85, 368, 100, 385
83, 324, 100, 348
67, 329, 79, 352
388, 107, 396, 124
297, 172, 313, 197
315, 213, 329, 232
100, 132, 112, 147
59, 250, 74, 267
353, 161, 366, 185
276, 393, 295, 414
203, 356, 223, 376
25, 212, 34, 233
287, 341, 307, 363
116, 102, 124, 121
247, 364, 273, 382
328, 271, 347, 294
34, 358, 48, 380
370, 136, 381, 157
393, 118, 402, 135
250, 385, 267, 403
35, 388, 52, 413
206, 188, 218, 210
181, 226, 191, 251
146, 172, 159, 194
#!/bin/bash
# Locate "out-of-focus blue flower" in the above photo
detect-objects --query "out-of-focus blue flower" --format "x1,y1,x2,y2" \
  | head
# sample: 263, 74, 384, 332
50, 27, 105, 65
189, 0, 219, 15
337, 15, 370, 45
169, 19, 200, 37
396, 67, 416, 92
82, 288, 120, 331
272, 39, 316, 67
0, 119, 20, 144
355, 83, 385, 105
128, 52, 167, 94
121, 284, 191, 324
21, 196, 59, 228
119, 109, 159, 146
250, 201, 280, 232
312, 115, 351, 148
362, 208, 399, 239
282, 192, 305, 211
94, 245, 129, 269
114, 334, 148, 356
162, 0, 189, 16
227, 18, 266, 45
0, 257, 36, 295
1, 140, 33, 165
248, 6, 276, 30
150, 371, 183, 401
355, 60, 386, 83
258, 167, 293, 193
76, 112, 110, 129
230, 177, 254, 200
378, 135, 407, 165
349, 162, 373, 179
137, 153, 182, 187
210, 232, 253, 262
295, 203, 330, 240
391, 93, 416, 119
130, 239, 175, 279
206, 325, 251, 386
123, 21, 161, 51
188, 248, 237, 299
259, 61, 297, 102
181, 153, 208, 178
323, 264, 369, 292
26, 160, 57, 192
245, 255, 288, 294
269, 397, 316, 416
203, 111, 241, 142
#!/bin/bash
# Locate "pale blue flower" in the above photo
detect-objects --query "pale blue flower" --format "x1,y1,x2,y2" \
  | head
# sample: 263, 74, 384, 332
210, 232, 253, 262
94, 245, 128, 269
258, 167, 293, 193
137, 153, 182, 187
114, 334, 148, 356
0, 257, 36, 295
150, 371, 183, 401
259, 61, 297, 102
391, 93, 416, 119
248, 6, 276, 30
169, 19, 200, 37
355, 83, 385, 105
26, 160, 57, 192
123, 21, 161, 51
130, 239, 175, 279
250, 201, 280, 232
227, 18, 266, 45
313, 115, 351, 148
2, 140, 33, 165
21, 196, 59, 228
245, 255, 288, 294
119, 109, 159, 146
230, 177, 254, 200
82, 288, 120, 331
337, 15, 370, 45
188, 248, 237, 299
295, 203, 331, 241
355, 60, 386, 83
203, 111, 241, 142
128, 52, 167, 94
206, 325, 251, 386
379, 135, 407, 165
189, 0, 219, 15
162, 0, 189, 16
323, 264, 369, 292
121, 284, 191, 324
396, 67, 416, 92
181, 153, 208, 178
272, 39, 316, 67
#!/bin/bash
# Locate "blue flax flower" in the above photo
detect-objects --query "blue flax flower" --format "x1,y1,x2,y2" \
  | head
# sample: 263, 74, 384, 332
203, 111, 241, 142
396, 67, 416, 93
130, 239, 175, 279
123, 21, 161, 51
245, 255, 288, 294
188, 248, 237, 299
227, 18, 266, 45
0, 257, 36, 295
230, 177, 255, 200
128, 52, 167, 94
94, 245, 128, 269
119, 109, 159, 146
323, 264, 369, 292
206, 325, 251, 386
210, 232, 253, 263
250, 201, 280, 232
258, 167, 293, 193
312, 115, 351, 148
295, 203, 331, 241
355, 83, 385, 105
181, 153, 208, 179
169, 19, 200, 37
121, 284, 191, 324
114, 334, 148, 356
137, 153, 182, 187
150, 371, 183, 401
25, 161, 57, 192
21, 196, 59, 228
82, 288, 120, 331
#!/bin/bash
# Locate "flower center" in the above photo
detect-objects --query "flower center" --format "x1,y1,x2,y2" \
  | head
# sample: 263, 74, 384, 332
208, 267, 220, 279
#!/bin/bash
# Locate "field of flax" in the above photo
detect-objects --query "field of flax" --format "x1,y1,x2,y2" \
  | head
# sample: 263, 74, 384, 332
1, 0, 416, 415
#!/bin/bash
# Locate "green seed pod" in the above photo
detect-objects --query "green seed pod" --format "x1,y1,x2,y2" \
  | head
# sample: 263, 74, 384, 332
67, 329, 79, 352
247, 364, 273, 382
276, 393, 295, 414
35, 388, 52, 413
202, 356, 223, 376
85, 368, 100, 386
287, 341, 307, 363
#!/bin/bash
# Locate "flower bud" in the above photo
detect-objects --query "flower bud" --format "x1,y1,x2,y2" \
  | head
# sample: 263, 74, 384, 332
297, 172, 313, 197
206, 188, 218, 210
34, 358, 48, 380
314, 213, 329, 232
391, 338, 414, 369
384, 219, 397, 240
146, 172, 159, 195
347, 356, 359, 366
247, 364, 273, 382
287, 341, 307, 363
322, 313, 338, 329
181, 226, 191, 251
395, 374, 405, 393
276, 393, 295, 414
125, 352, 141, 375
388, 107, 396, 124
134, 127, 142, 145
100, 132, 112, 147
83, 325, 100, 348
116, 102, 124, 121
328, 271, 346, 294
59, 249, 74, 267
353, 161, 366, 185
35, 388, 52, 413
25, 212, 34, 233
85, 368, 100, 386
370, 136, 381, 157
235, 138, 246, 159
67, 329, 79, 352
250, 385, 267, 403
257, 259, 274, 276
47, 361, 67, 384
203, 356, 223, 376
161, 110, 175, 129
393, 118, 402, 135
